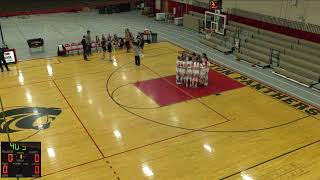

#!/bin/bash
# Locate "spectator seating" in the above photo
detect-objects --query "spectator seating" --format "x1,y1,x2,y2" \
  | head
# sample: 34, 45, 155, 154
62, 37, 122, 56
64, 44, 73, 55
183, 11, 205, 32
200, 39, 231, 54
77, 43, 83, 53
199, 33, 233, 54
273, 67, 316, 87
71, 43, 79, 54
183, 14, 202, 32
240, 47, 270, 66
313, 83, 320, 92
227, 20, 320, 88
234, 51, 269, 67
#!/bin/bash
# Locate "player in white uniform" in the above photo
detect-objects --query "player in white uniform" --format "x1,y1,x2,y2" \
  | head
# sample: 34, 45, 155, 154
185, 57, 193, 87
176, 56, 182, 84
191, 56, 200, 88
199, 59, 206, 86
202, 53, 209, 86
181, 57, 188, 85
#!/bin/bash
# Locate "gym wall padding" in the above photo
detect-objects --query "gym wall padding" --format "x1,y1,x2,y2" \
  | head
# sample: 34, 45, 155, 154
0, 0, 139, 17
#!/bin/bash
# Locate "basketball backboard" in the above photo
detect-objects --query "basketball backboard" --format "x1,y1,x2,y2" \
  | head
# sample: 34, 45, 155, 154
205, 10, 226, 35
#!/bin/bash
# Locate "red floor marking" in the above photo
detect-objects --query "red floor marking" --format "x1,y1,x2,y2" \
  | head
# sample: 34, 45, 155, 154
52, 80, 105, 158
135, 70, 244, 106
135, 78, 192, 106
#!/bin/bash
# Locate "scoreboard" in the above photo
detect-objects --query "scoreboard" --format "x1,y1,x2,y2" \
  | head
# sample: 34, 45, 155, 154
1, 142, 41, 178
209, 0, 222, 11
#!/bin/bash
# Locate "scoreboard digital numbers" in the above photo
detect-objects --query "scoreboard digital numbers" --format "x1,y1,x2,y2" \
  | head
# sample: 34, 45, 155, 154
1, 142, 41, 178
209, 0, 222, 11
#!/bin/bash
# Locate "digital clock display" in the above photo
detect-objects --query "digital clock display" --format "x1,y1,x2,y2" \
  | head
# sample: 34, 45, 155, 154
209, 0, 222, 10
1, 142, 41, 178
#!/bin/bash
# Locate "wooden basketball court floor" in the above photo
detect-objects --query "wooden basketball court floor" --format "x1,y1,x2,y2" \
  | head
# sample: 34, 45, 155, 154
0, 42, 320, 179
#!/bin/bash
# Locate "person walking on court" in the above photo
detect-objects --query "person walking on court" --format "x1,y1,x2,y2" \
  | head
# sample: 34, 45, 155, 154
101, 35, 107, 60
133, 42, 140, 66
125, 33, 131, 53
95, 35, 101, 53
119, 38, 124, 49
138, 33, 145, 57
81, 36, 88, 61
0, 48, 10, 72
107, 40, 113, 62
86, 30, 92, 56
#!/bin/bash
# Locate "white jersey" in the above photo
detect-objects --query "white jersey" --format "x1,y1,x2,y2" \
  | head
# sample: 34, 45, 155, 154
200, 63, 206, 76
193, 62, 200, 76
186, 61, 193, 76
176, 60, 180, 73
203, 59, 209, 72
181, 61, 188, 75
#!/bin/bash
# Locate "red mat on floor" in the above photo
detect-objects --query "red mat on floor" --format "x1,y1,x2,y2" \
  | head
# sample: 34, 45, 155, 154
135, 70, 244, 106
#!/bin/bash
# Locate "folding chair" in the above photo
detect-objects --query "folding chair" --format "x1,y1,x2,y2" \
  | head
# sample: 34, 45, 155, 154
71, 43, 79, 55
77, 42, 83, 54
91, 42, 97, 53
64, 44, 72, 55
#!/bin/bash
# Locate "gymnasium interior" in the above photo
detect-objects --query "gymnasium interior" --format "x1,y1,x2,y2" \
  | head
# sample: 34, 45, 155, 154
0, 0, 319, 179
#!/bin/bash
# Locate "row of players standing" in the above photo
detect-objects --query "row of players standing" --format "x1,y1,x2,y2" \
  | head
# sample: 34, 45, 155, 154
176, 52, 209, 88
81, 29, 145, 64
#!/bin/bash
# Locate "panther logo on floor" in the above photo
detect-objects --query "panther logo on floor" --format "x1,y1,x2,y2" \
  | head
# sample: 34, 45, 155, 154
0, 107, 62, 133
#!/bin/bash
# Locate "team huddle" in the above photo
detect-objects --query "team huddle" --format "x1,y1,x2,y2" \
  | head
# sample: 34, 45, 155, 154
176, 52, 209, 88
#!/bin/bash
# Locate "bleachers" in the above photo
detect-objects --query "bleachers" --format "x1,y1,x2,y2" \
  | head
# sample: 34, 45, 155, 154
240, 47, 270, 66
199, 38, 232, 54
200, 30, 233, 54
183, 11, 205, 32
227, 20, 320, 88
234, 51, 269, 67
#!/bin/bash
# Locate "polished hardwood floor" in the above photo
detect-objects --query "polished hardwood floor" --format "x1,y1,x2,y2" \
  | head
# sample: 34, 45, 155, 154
0, 42, 319, 179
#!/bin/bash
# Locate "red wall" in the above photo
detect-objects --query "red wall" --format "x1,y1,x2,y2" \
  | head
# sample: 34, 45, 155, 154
167, 0, 208, 17
145, 0, 155, 10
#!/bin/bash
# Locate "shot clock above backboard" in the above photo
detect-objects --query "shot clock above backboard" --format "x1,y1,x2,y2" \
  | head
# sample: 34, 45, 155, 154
1, 142, 41, 178
209, 0, 222, 11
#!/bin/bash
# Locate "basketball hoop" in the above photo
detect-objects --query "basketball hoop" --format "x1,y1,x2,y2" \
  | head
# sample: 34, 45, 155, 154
205, 11, 226, 35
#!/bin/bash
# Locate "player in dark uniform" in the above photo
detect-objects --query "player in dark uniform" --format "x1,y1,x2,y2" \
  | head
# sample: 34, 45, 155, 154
101, 35, 107, 60
81, 36, 88, 61
107, 40, 113, 61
